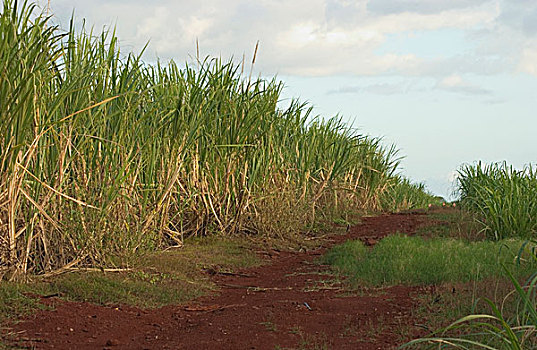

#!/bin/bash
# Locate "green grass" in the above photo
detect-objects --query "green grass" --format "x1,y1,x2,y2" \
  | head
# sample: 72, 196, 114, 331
323, 219, 537, 349
42, 272, 202, 308
144, 235, 260, 274
405, 239, 537, 349
412, 277, 525, 333
0, 235, 260, 324
323, 235, 537, 286
405, 271, 537, 349
0, 283, 51, 323
415, 209, 485, 241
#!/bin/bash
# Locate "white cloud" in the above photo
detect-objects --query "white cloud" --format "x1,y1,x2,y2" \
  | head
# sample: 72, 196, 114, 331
33, 0, 535, 80
498, 0, 537, 35
328, 74, 496, 97
136, 7, 214, 54
436, 74, 493, 95
367, 0, 493, 15
518, 48, 537, 75
328, 82, 413, 95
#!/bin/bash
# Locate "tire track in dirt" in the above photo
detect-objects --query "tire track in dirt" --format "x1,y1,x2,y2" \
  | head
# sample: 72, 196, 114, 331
7, 212, 431, 350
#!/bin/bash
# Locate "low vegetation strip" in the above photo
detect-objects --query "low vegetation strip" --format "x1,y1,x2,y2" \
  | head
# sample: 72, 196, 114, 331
323, 235, 537, 286
0, 236, 260, 324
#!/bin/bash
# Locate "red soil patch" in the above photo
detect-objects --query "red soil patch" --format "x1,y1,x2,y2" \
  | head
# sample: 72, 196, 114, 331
6, 212, 432, 349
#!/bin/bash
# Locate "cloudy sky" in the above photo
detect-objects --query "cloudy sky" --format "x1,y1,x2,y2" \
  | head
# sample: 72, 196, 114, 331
37, 0, 537, 199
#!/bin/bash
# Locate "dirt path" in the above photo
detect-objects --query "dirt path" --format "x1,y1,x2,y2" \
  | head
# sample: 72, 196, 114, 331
8, 212, 431, 349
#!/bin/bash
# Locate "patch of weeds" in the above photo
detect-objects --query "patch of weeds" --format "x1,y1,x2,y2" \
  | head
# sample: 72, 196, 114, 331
340, 316, 361, 339
148, 235, 261, 273
412, 278, 521, 334
362, 316, 388, 341
0, 335, 14, 350
334, 288, 388, 298
392, 317, 414, 345
279, 327, 330, 350
0, 236, 262, 320
0, 283, 50, 322
323, 235, 537, 286
329, 209, 360, 228
130, 270, 174, 285
289, 325, 303, 335
45, 235, 261, 308
297, 332, 331, 350
302, 278, 341, 293
260, 321, 278, 332
0, 283, 53, 348
340, 314, 388, 343
43, 271, 204, 308
332, 217, 350, 226
418, 209, 484, 241
404, 274, 537, 349
312, 205, 362, 236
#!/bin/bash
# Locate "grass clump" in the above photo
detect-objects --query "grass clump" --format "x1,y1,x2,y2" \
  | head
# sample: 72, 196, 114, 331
457, 161, 537, 240
323, 235, 537, 286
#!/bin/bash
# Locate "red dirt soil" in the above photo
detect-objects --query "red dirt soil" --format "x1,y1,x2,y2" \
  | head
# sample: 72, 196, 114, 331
6, 212, 433, 349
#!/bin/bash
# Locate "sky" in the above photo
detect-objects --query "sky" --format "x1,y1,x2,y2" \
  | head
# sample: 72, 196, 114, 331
33, 0, 537, 200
